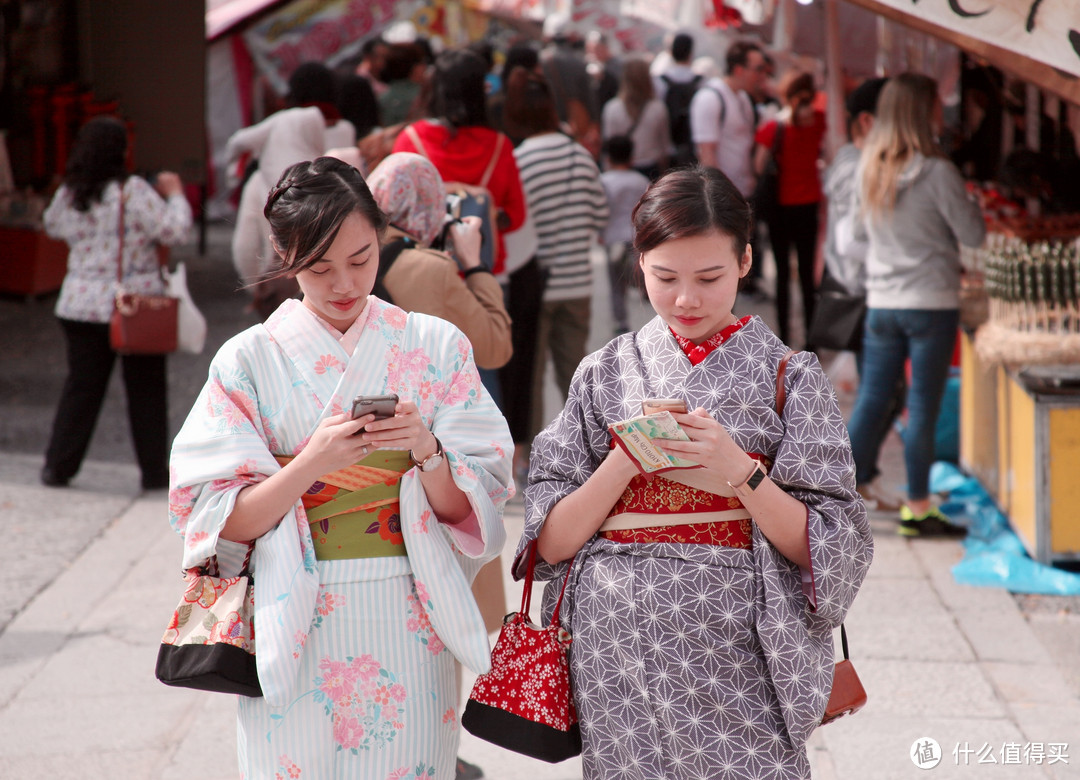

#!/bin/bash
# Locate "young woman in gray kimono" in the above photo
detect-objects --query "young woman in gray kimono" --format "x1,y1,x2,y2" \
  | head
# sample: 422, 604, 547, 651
518, 166, 874, 779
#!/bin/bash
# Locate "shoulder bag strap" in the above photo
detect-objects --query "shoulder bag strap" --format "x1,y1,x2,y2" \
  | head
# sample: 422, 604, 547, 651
775, 348, 796, 416
372, 235, 416, 304
479, 132, 505, 190
115, 182, 126, 287
404, 124, 428, 160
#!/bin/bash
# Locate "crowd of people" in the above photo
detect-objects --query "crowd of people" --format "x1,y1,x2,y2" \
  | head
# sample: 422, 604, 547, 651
38, 17, 1037, 780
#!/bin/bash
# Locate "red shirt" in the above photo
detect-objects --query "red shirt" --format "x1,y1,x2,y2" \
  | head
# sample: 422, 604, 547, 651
392, 120, 528, 275
755, 111, 826, 206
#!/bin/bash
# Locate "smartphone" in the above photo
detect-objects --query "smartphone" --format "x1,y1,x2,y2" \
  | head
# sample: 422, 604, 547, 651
351, 393, 399, 429
642, 398, 687, 415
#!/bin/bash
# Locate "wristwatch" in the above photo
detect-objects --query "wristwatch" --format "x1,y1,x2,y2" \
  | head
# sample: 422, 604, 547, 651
728, 460, 767, 498
409, 436, 444, 473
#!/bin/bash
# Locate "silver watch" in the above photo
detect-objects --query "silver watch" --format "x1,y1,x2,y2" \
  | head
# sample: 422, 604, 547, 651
409, 437, 444, 472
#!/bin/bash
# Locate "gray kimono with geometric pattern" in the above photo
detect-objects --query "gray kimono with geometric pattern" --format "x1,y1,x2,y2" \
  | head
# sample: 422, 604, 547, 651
516, 315, 873, 779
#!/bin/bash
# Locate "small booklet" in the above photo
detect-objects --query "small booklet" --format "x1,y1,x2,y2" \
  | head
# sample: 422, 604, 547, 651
609, 411, 700, 475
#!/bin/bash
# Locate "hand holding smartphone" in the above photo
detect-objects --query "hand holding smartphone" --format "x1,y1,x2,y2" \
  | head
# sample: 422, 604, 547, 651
641, 398, 688, 415
351, 393, 398, 432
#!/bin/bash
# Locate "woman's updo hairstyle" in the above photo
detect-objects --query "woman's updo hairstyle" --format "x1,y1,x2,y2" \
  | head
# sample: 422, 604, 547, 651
632, 165, 752, 259
263, 156, 388, 276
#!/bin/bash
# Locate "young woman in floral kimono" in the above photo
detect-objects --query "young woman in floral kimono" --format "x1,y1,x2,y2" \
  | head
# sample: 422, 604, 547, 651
518, 166, 873, 779
169, 157, 513, 779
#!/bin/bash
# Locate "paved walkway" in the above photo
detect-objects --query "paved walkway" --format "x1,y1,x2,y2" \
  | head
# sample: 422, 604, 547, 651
1, 225, 1079, 777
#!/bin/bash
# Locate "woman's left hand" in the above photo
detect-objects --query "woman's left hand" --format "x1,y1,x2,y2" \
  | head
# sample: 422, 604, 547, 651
357, 398, 436, 456
656, 407, 754, 485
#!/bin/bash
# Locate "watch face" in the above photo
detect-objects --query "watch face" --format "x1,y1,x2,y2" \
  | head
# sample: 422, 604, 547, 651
421, 453, 444, 472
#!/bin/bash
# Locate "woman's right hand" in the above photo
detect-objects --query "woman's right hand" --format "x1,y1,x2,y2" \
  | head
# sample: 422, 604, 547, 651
448, 215, 483, 270
154, 171, 184, 198
294, 413, 370, 477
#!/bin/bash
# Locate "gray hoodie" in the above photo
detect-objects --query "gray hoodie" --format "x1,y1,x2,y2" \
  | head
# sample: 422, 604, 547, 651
855, 153, 985, 310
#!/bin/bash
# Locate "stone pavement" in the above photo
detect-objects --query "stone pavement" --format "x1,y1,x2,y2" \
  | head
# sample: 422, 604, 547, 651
1, 224, 1079, 778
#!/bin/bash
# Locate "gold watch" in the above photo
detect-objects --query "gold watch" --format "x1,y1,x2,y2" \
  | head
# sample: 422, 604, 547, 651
728, 460, 767, 498
409, 437, 444, 473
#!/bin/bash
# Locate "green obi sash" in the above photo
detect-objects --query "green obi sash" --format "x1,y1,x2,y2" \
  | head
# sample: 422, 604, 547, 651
276, 450, 411, 561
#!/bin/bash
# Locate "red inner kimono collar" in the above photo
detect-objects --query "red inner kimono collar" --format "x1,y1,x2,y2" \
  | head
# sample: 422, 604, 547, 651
671, 315, 752, 366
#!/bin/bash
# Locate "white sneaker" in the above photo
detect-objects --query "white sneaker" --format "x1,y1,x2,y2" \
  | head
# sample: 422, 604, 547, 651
856, 479, 904, 512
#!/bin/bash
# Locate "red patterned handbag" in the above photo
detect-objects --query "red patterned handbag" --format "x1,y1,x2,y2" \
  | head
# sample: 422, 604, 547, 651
461, 542, 581, 762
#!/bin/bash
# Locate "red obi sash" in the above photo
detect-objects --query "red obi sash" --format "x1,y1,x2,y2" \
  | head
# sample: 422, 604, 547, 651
599, 454, 771, 549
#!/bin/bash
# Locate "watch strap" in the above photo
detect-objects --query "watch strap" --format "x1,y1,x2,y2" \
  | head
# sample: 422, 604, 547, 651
409, 436, 443, 470
728, 460, 767, 497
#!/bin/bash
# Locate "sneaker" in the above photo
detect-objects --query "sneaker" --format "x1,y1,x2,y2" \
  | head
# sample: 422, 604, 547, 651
898, 505, 967, 538
856, 479, 903, 512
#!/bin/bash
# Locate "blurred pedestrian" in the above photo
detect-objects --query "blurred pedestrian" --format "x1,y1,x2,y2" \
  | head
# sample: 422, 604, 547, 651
41, 116, 192, 490
502, 67, 608, 441
227, 62, 357, 316
366, 152, 512, 370
602, 56, 670, 180
599, 134, 649, 334
753, 71, 826, 348
847, 73, 985, 536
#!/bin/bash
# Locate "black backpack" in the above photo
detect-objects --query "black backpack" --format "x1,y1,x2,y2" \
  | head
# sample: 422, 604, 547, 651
662, 73, 702, 165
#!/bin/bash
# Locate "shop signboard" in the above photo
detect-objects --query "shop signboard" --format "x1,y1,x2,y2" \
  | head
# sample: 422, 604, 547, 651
861, 0, 1079, 79
241, 0, 397, 95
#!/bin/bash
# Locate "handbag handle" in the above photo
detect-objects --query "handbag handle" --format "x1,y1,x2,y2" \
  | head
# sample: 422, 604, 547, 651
520, 539, 574, 627
839, 623, 850, 660
115, 185, 126, 287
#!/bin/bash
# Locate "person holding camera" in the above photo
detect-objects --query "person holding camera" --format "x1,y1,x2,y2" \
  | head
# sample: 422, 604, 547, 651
365, 152, 512, 370
169, 156, 513, 778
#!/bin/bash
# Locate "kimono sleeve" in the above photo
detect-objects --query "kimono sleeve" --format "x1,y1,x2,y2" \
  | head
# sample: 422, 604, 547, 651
517, 356, 609, 581
768, 351, 874, 626
168, 344, 284, 572
403, 315, 514, 561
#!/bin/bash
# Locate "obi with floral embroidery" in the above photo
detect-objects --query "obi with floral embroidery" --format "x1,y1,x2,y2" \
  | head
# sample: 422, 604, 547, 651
598, 454, 773, 549
276, 450, 410, 560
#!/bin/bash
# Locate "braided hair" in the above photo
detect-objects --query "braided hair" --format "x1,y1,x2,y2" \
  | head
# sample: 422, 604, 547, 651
262, 157, 388, 279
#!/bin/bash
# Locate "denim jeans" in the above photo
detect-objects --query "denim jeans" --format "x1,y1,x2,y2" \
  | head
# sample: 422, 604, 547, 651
846, 308, 959, 500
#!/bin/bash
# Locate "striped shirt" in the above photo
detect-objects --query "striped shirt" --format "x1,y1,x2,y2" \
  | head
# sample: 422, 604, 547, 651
513, 133, 608, 302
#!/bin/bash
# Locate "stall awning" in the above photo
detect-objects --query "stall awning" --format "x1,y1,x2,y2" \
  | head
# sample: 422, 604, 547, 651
206, 0, 291, 41
841, 0, 1080, 104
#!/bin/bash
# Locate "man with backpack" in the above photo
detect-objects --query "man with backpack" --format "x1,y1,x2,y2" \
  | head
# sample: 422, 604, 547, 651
656, 32, 701, 168
690, 39, 770, 297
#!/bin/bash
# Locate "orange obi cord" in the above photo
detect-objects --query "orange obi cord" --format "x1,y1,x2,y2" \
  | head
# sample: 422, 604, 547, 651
275, 450, 411, 560
598, 454, 771, 549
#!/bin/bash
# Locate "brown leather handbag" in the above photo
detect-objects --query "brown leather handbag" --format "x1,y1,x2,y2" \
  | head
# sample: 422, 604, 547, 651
775, 353, 868, 725
109, 189, 178, 355
822, 624, 868, 724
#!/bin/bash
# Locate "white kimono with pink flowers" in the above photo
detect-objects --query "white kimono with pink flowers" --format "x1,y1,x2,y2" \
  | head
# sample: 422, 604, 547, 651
169, 297, 513, 779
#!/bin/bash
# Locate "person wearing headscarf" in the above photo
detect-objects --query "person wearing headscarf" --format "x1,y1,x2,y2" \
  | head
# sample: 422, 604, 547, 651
366, 152, 512, 370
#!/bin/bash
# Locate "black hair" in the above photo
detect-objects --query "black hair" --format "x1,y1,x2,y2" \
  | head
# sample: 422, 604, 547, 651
501, 43, 540, 89
360, 36, 386, 59
336, 74, 380, 138
725, 40, 763, 76
466, 40, 495, 71
604, 134, 634, 166
263, 157, 388, 278
632, 166, 751, 258
426, 49, 490, 129
672, 33, 694, 63
380, 43, 424, 83
288, 61, 338, 106
64, 115, 129, 212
